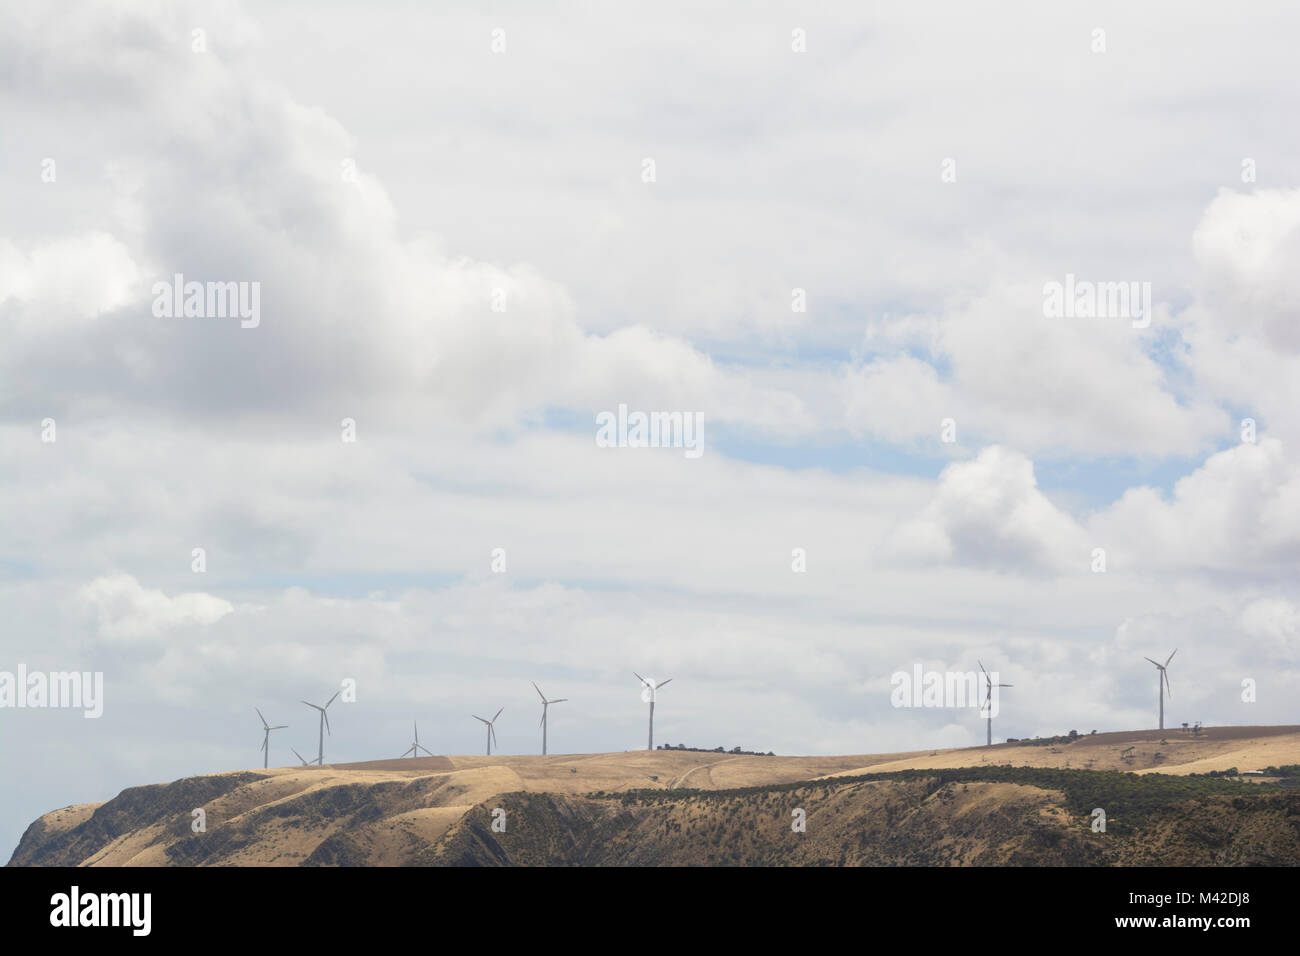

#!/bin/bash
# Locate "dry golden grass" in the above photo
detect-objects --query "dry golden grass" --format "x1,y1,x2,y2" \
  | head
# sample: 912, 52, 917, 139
20, 725, 1299, 866
821, 726, 1300, 778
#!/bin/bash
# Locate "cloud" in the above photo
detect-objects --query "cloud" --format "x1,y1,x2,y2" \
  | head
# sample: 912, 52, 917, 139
892, 445, 1089, 572
4, 0, 1300, 862
1239, 598, 1300, 661
0, 234, 140, 326
1191, 188, 1300, 351
844, 354, 954, 446
0, 0, 807, 435
1185, 188, 1300, 449
1091, 438, 1300, 572
79, 572, 233, 642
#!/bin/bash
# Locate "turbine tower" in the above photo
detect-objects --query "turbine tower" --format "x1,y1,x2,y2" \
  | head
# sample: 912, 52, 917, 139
977, 661, 1012, 747
300, 690, 340, 765
635, 672, 672, 751
401, 721, 434, 758
1144, 649, 1176, 730
532, 682, 568, 755
256, 708, 288, 769
473, 708, 503, 756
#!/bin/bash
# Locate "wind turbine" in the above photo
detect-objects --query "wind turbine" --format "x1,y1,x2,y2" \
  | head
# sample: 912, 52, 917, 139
977, 661, 1012, 747
300, 690, 340, 765
635, 672, 672, 751
402, 721, 435, 759
254, 712, 288, 770
1144, 649, 1176, 730
291, 747, 312, 767
532, 682, 568, 755
256, 708, 288, 768
473, 708, 503, 756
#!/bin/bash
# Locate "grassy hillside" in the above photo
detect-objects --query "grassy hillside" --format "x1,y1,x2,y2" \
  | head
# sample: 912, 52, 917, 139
425, 768, 1300, 866
12, 761, 1300, 867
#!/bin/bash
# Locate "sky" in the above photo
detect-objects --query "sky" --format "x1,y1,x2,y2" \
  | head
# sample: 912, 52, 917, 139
3, 0, 1300, 859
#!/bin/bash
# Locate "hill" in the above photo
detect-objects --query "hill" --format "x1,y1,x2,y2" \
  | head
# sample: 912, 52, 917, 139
10, 726, 1300, 866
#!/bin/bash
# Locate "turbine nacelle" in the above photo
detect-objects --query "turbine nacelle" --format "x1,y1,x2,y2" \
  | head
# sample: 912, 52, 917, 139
302, 691, 341, 765
532, 681, 568, 707
473, 708, 503, 754
1144, 649, 1177, 730
635, 672, 672, 703
402, 720, 435, 758
533, 682, 569, 755
255, 708, 288, 767
635, 672, 674, 751
976, 661, 1012, 746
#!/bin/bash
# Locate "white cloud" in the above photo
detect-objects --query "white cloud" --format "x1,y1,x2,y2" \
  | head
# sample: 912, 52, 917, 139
0, 0, 810, 436
1239, 598, 1300, 660
79, 573, 233, 642
844, 354, 955, 446
892, 445, 1089, 572
1191, 188, 1300, 351
0, 234, 140, 325
1091, 438, 1300, 572
4, 0, 1300, 861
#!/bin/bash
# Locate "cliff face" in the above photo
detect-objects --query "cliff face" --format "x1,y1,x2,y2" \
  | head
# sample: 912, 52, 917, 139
427, 781, 1300, 867
11, 765, 1300, 867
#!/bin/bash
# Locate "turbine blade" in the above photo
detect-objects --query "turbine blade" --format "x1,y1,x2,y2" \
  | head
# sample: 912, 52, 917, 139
532, 681, 547, 703
539, 712, 547, 728
325, 690, 340, 708
418, 745, 434, 756
999, 684, 1013, 688
1165, 648, 1177, 666
256, 707, 268, 729
1163, 671, 1172, 698
493, 707, 503, 722
634, 671, 647, 685
551, 698, 568, 704
657, 678, 672, 688
978, 660, 988, 678
1143, 658, 1160, 667
323, 711, 331, 735
272, 725, 288, 730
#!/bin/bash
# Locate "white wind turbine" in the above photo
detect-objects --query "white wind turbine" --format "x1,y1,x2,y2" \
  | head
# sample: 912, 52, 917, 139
1144, 649, 1176, 730
401, 721, 435, 759
473, 708, 503, 756
300, 690, 340, 765
977, 661, 1012, 747
532, 682, 568, 755
635, 673, 672, 751
256, 708, 288, 768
